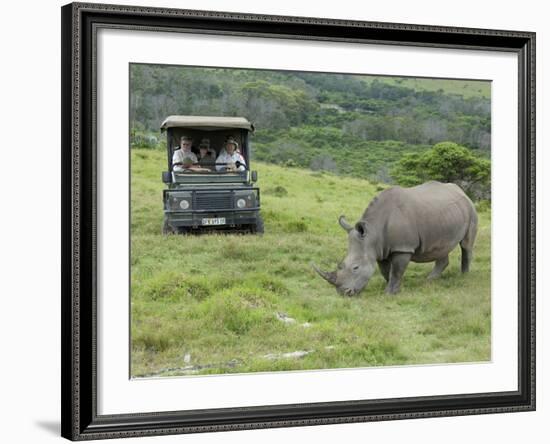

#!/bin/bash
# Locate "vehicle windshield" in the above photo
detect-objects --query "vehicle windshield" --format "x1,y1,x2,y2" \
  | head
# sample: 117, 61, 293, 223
168, 128, 249, 176
172, 169, 249, 184
174, 163, 246, 174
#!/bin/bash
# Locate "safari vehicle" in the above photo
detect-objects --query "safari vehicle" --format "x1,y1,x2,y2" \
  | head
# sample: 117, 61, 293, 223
161, 116, 263, 234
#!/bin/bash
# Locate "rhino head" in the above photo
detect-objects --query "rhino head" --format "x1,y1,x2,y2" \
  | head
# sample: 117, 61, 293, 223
313, 216, 377, 296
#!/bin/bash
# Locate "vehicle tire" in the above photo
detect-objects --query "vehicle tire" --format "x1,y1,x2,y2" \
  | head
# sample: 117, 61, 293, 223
251, 216, 264, 234
162, 218, 177, 235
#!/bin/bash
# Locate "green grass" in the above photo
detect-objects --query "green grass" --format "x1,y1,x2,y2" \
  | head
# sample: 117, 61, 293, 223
360, 76, 491, 99
131, 148, 491, 377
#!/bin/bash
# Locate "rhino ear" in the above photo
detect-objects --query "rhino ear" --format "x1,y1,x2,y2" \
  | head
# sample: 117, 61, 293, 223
355, 221, 367, 238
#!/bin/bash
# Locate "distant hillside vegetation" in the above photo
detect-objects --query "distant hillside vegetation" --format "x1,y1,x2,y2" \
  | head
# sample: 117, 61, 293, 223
130, 65, 491, 191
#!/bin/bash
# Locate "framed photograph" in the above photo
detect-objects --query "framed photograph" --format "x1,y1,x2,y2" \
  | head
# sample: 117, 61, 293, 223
61, 2, 535, 440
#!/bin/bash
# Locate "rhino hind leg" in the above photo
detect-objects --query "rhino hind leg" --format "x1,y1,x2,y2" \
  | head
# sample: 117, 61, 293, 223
428, 255, 449, 279
460, 217, 477, 273
378, 259, 391, 282
460, 247, 472, 273
460, 238, 475, 273
385, 253, 412, 294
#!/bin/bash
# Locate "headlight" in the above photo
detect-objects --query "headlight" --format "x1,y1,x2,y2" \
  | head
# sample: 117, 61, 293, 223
234, 191, 257, 208
167, 192, 192, 211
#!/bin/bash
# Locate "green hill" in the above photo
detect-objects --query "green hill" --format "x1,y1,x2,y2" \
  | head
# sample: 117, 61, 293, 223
360, 76, 491, 99
130, 65, 492, 166
131, 148, 491, 377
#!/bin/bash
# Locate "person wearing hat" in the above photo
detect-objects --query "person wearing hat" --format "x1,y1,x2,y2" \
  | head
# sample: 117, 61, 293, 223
172, 136, 198, 172
197, 138, 216, 170
215, 136, 246, 172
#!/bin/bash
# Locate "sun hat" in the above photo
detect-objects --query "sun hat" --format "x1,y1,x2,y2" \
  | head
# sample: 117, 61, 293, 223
225, 136, 239, 149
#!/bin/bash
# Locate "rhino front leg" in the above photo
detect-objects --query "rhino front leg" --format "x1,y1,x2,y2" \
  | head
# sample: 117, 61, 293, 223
428, 255, 449, 279
385, 253, 412, 294
377, 259, 391, 283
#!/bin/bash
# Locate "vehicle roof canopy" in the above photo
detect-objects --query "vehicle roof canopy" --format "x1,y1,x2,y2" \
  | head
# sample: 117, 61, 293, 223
160, 116, 254, 132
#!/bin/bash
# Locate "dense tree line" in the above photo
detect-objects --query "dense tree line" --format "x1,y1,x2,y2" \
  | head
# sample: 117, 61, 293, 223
130, 66, 318, 132
130, 64, 490, 151
130, 64, 491, 199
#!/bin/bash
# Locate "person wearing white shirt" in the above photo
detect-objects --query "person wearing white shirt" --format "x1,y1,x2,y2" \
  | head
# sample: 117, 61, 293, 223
215, 137, 246, 172
172, 136, 198, 172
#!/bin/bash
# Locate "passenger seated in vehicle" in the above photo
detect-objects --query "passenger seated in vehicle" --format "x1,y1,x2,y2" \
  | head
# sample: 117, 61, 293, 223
215, 136, 246, 172
172, 136, 198, 172
197, 138, 216, 170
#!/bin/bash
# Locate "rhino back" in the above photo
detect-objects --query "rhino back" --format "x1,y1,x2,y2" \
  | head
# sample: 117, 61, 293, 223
364, 181, 477, 261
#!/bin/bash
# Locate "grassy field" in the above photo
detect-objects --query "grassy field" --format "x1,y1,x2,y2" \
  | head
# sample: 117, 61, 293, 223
131, 148, 491, 378
361, 76, 491, 99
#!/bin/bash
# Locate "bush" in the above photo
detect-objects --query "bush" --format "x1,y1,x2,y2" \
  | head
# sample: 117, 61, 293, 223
310, 154, 337, 173
391, 142, 490, 200
131, 131, 162, 149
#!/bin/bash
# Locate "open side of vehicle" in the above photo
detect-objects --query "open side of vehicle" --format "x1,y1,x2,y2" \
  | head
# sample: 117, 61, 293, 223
161, 116, 263, 235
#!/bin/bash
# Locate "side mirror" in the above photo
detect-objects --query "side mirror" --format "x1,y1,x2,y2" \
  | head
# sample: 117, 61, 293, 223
162, 171, 172, 184
251, 171, 258, 182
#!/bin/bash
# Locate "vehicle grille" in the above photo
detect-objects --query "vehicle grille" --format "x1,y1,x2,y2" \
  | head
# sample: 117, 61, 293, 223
195, 193, 233, 210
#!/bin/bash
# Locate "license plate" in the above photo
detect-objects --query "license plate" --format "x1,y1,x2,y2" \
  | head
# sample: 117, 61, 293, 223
201, 217, 226, 226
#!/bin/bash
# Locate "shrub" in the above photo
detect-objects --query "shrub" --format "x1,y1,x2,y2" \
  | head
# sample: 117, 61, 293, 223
391, 142, 490, 200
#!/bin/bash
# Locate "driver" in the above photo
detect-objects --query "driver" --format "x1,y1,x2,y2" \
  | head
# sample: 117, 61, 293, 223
215, 136, 246, 172
172, 136, 198, 172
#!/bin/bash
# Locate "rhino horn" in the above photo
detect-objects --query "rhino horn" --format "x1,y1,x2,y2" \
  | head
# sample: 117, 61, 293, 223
338, 215, 353, 232
312, 263, 337, 285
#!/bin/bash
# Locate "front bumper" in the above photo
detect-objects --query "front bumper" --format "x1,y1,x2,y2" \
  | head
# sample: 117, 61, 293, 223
165, 208, 260, 228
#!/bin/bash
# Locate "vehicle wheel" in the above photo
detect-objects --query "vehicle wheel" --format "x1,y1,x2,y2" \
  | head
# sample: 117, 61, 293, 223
162, 218, 177, 235
251, 216, 264, 234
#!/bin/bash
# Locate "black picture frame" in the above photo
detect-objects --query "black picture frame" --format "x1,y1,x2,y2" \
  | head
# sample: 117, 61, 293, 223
61, 2, 536, 440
